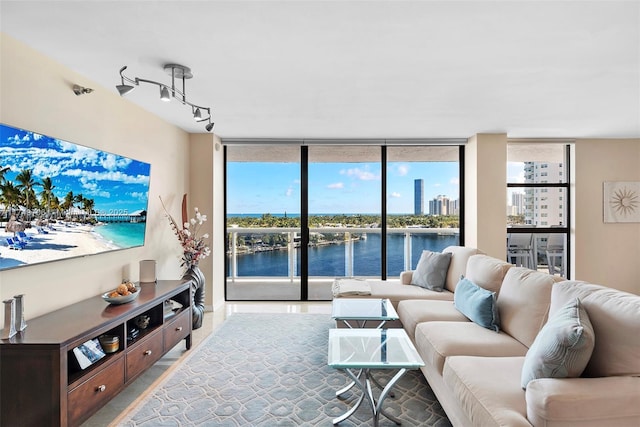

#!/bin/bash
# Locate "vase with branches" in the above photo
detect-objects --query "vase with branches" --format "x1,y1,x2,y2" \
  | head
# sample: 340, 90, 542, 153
160, 195, 211, 269
160, 194, 210, 330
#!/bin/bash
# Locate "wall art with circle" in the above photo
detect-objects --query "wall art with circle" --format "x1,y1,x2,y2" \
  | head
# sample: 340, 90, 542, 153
603, 181, 640, 223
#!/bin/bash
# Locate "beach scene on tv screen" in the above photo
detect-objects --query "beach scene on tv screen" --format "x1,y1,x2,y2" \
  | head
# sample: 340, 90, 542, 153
0, 123, 151, 270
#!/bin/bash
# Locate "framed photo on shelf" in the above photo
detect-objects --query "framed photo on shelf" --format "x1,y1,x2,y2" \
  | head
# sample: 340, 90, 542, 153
72, 338, 106, 370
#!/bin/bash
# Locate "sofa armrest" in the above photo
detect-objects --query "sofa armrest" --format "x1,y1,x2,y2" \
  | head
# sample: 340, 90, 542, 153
526, 376, 640, 427
399, 270, 413, 285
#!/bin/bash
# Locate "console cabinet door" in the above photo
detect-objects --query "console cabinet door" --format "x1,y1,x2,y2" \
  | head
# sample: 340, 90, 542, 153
126, 329, 163, 381
164, 308, 191, 352
68, 357, 125, 426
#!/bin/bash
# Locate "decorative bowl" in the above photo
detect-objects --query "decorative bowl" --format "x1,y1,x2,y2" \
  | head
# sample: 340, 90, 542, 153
102, 288, 140, 305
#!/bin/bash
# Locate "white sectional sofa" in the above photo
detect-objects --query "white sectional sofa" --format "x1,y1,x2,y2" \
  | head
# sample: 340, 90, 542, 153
333, 246, 640, 426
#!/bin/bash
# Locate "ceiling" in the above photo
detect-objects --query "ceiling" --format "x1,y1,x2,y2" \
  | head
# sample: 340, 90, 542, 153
1, 1, 638, 139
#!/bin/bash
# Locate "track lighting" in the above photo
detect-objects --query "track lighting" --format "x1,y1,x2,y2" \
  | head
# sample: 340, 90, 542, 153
116, 64, 214, 132
160, 86, 171, 102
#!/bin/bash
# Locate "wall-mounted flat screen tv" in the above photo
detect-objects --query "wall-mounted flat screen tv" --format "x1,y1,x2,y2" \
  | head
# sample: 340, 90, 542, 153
0, 123, 151, 271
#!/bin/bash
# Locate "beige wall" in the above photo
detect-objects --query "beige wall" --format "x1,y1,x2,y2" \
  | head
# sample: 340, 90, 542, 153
465, 134, 508, 259
187, 134, 226, 311
0, 34, 193, 327
574, 139, 640, 294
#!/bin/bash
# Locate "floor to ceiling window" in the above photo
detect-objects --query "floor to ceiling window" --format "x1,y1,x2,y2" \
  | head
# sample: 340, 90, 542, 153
225, 141, 463, 301
308, 145, 382, 281
507, 142, 571, 278
386, 146, 461, 275
225, 144, 302, 300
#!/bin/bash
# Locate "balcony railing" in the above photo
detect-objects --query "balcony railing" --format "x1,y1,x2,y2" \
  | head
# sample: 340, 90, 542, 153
226, 226, 459, 280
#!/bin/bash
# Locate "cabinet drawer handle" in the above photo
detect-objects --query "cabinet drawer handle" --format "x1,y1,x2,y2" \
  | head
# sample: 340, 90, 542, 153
144, 350, 153, 356
96, 384, 106, 393
175, 326, 183, 331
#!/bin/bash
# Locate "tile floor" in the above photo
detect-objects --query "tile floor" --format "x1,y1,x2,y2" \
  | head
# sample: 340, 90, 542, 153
82, 301, 332, 426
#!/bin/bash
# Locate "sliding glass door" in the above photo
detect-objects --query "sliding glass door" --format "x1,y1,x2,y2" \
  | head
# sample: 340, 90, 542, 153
307, 145, 382, 299
225, 142, 463, 301
225, 145, 302, 300
386, 146, 461, 275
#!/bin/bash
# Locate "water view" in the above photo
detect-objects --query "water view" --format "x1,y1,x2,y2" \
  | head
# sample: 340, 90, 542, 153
228, 233, 458, 277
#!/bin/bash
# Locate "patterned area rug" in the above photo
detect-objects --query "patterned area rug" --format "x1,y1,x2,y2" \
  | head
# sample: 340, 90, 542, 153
118, 313, 451, 426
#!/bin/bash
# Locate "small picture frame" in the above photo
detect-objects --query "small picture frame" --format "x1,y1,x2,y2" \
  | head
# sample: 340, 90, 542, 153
72, 338, 106, 370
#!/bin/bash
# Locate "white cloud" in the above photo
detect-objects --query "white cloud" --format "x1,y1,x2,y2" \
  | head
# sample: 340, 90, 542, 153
286, 186, 294, 196
100, 153, 132, 171
397, 165, 409, 176
339, 166, 378, 181
450, 177, 459, 185
390, 192, 401, 198
62, 168, 149, 185
328, 182, 344, 189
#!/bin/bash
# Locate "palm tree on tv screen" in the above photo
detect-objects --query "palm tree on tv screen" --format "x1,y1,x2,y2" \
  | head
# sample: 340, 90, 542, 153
39, 177, 56, 218
15, 169, 40, 222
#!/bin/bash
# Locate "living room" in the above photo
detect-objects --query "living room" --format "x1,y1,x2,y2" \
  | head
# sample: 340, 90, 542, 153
1, 1, 639, 426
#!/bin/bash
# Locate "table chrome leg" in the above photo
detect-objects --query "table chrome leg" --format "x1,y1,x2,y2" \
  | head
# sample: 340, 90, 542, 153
369, 372, 395, 398
333, 368, 369, 425
336, 368, 362, 397
375, 368, 406, 425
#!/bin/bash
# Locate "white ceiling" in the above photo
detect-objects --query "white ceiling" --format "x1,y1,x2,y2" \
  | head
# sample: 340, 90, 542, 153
1, 1, 639, 139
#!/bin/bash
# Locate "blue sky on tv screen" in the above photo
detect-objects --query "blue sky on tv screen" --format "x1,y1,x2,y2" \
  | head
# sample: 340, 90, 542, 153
0, 124, 150, 214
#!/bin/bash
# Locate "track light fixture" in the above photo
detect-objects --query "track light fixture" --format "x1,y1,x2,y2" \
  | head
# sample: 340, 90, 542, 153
116, 64, 214, 132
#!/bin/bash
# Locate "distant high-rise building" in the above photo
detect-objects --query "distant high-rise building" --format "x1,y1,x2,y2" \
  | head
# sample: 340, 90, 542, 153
414, 179, 424, 215
509, 192, 525, 215
429, 194, 451, 215
524, 162, 564, 226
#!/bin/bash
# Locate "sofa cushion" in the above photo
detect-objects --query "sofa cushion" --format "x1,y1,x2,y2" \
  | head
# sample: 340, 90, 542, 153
464, 254, 512, 295
443, 356, 531, 427
442, 246, 484, 292
521, 298, 595, 389
411, 250, 452, 291
550, 281, 640, 378
453, 277, 500, 331
497, 267, 560, 348
526, 376, 640, 427
397, 300, 469, 340
339, 280, 454, 308
414, 321, 528, 375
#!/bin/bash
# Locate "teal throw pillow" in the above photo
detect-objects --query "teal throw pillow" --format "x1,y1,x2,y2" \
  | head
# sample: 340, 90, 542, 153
410, 250, 452, 292
453, 277, 500, 332
521, 298, 595, 389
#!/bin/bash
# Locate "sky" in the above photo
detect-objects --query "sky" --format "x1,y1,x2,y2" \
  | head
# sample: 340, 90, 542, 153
0, 124, 151, 214
227, 160, 459, 215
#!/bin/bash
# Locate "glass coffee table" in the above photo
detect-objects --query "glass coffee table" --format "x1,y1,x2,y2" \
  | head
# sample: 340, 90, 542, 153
328, 328, 424, 426
331, 298, 399, 329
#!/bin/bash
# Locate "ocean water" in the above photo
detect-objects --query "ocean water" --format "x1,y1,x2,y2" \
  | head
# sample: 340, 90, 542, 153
228, 233, 458, 277
93, 222, 146, 249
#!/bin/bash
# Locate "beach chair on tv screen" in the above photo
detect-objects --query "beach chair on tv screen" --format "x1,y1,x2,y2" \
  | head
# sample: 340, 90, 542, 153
17, 231, 33, 241
5, 237, 26, 250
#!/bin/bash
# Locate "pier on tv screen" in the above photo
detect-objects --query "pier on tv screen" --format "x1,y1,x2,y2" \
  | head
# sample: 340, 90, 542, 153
0, 123, 151, 271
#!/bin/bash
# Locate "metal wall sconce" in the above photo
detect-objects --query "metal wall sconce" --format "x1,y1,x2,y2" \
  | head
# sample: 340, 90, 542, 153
116, 64, 214, 132
73, 85, 94, 96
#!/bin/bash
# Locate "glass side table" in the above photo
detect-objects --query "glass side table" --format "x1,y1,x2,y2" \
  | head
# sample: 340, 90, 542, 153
328, 328, 424, 426
331, 298, 399, 329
